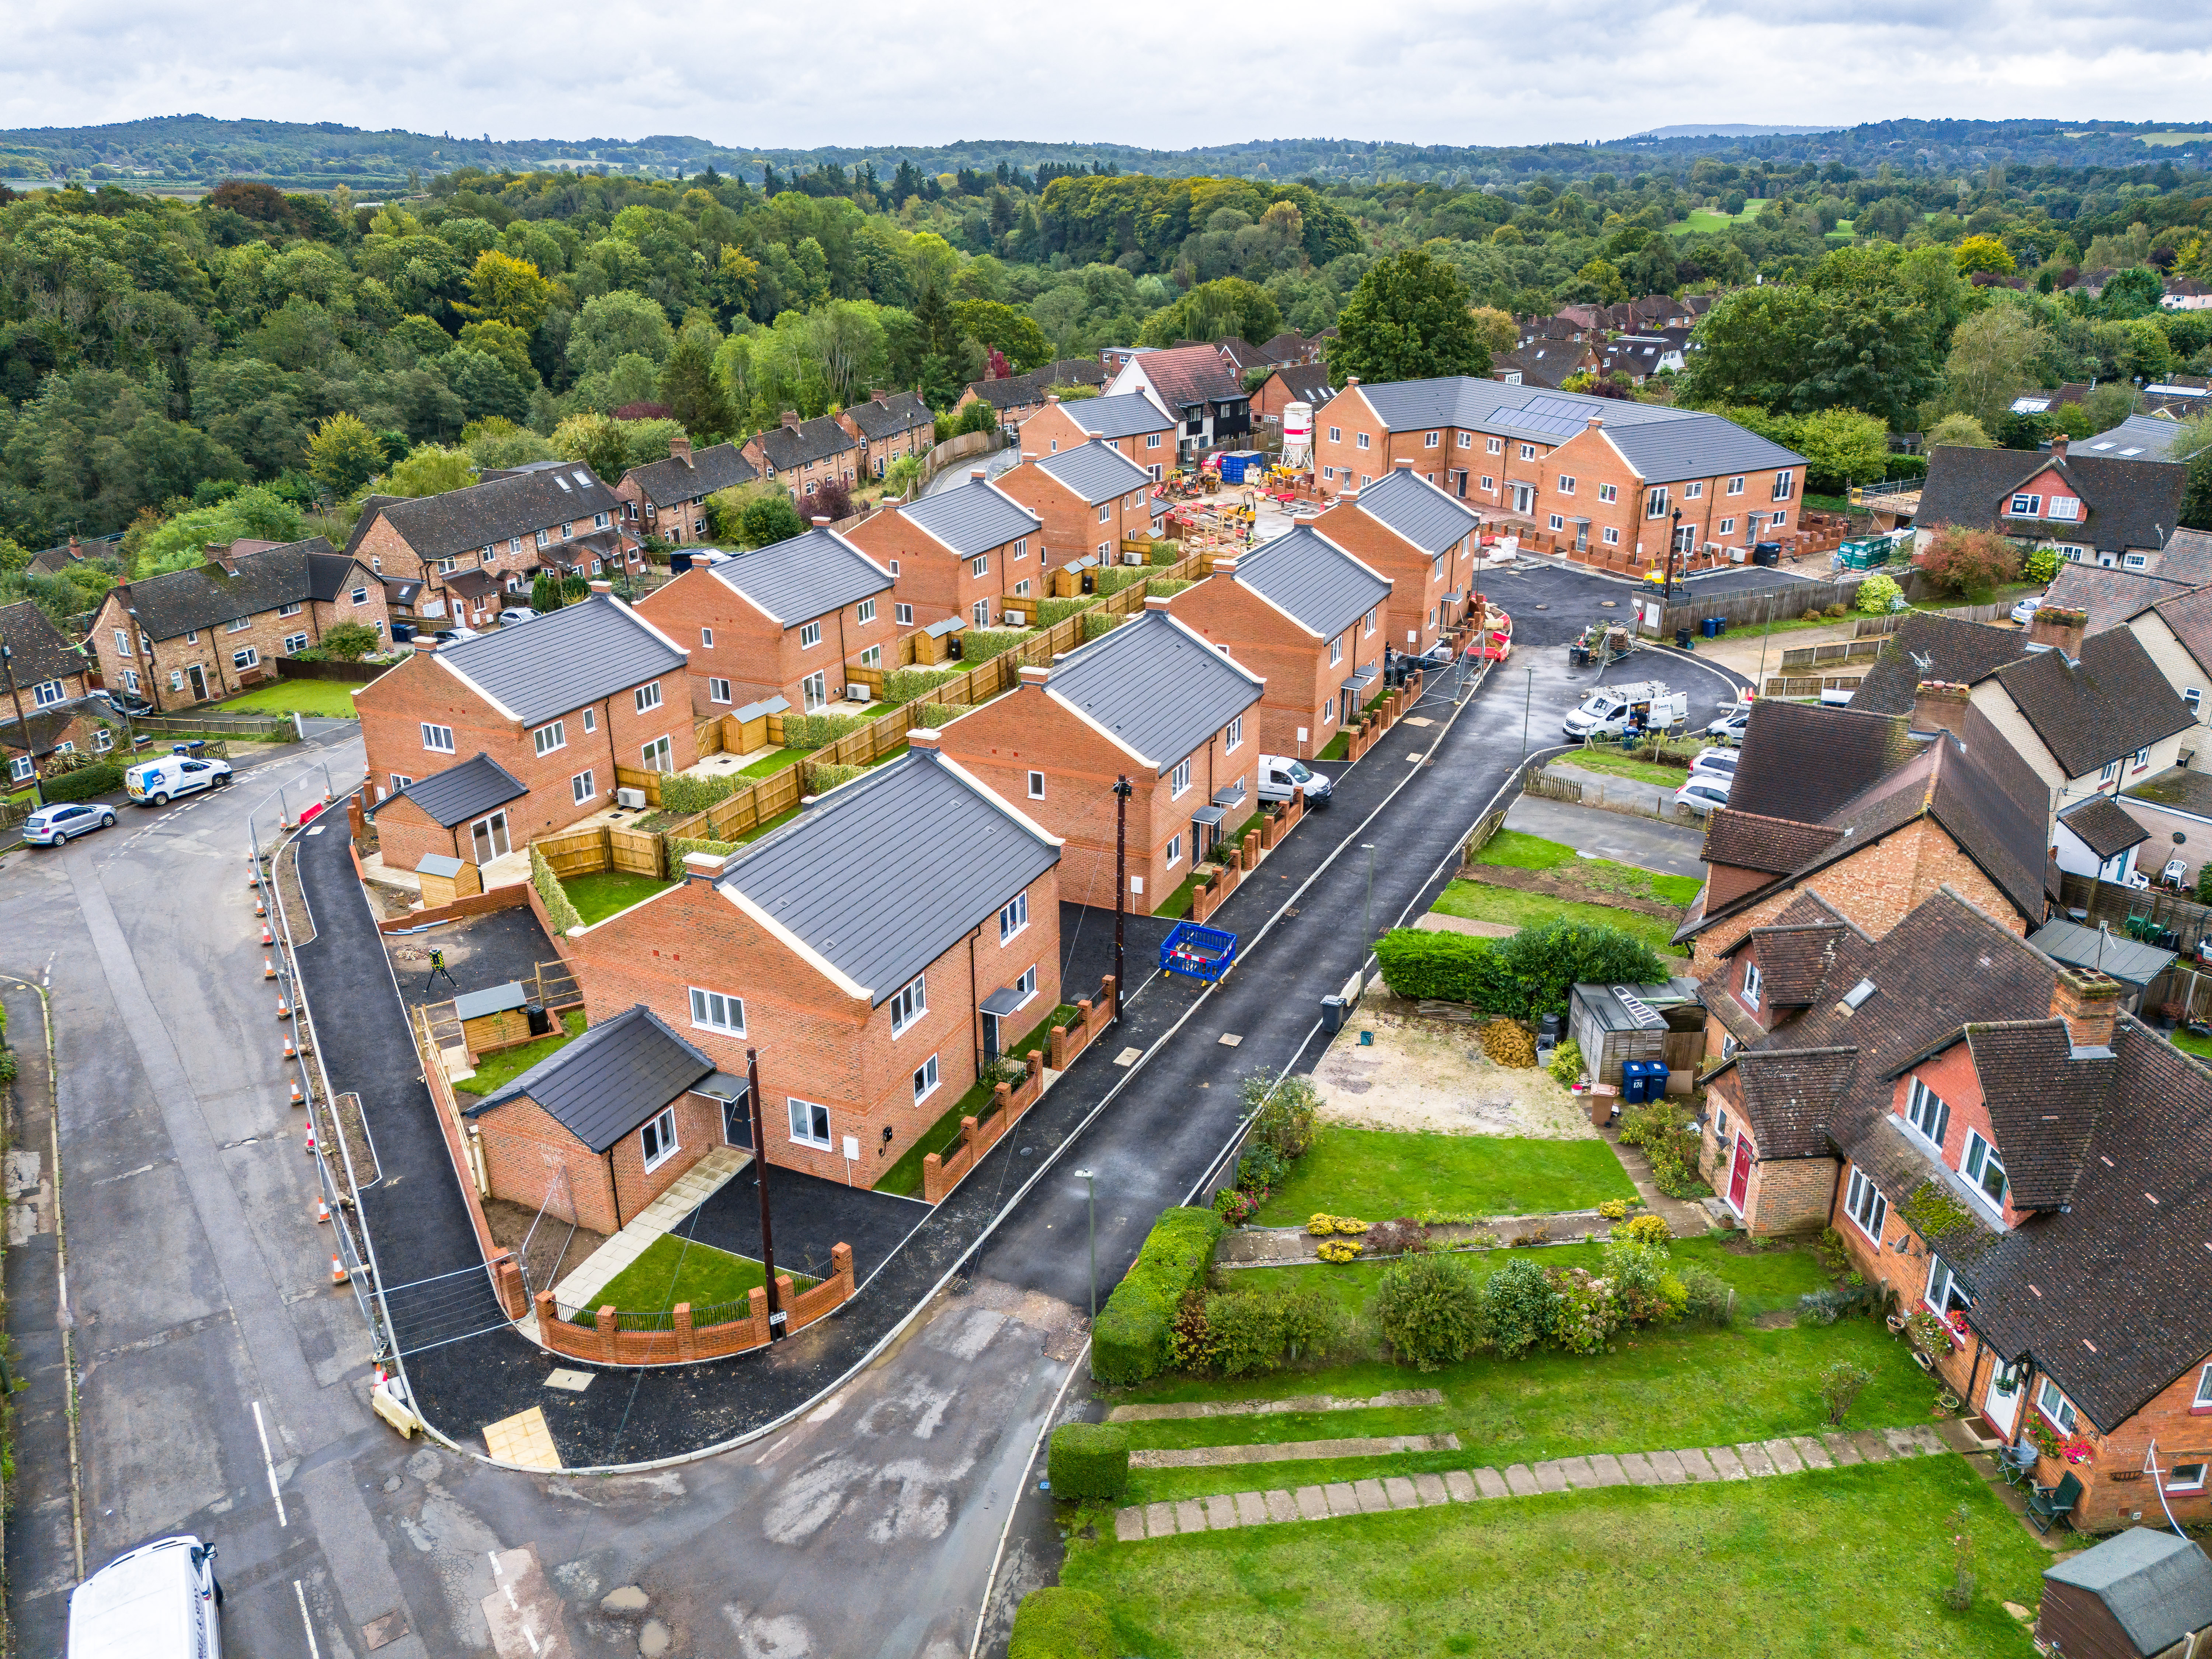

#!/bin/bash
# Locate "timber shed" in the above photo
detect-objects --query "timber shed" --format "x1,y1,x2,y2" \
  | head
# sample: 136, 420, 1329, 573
2039, 1527, 2212, 1659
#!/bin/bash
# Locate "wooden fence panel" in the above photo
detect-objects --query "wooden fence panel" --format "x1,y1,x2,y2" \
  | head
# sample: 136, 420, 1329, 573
612, 765, 663, 807
608, 827, 664, 878
535, 825, 611, 877
694, 717, 724, 758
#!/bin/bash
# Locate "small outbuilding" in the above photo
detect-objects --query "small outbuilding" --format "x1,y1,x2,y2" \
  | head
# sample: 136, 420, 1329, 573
2038, 1526, 2212, 1659
1566, 979, 1707, 1091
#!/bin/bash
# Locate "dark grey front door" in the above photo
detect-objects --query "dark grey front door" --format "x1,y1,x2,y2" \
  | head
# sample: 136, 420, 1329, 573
188, 664, 207, 702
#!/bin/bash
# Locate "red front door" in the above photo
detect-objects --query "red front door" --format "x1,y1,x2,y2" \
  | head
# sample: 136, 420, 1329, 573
1727, 1134, 1752, 1211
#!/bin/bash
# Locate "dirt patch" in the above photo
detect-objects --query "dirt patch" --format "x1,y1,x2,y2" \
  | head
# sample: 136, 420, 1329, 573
1312, 991, 1595, 1139
486, 1196, 609, 1298
1455, 862, 1684, 921
1751, 1309, 1798, 1331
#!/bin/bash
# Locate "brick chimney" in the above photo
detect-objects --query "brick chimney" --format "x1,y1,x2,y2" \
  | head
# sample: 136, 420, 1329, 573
1047, 393, 1061, 404
669, 434, 692, 464
2050, 965, 2121, 1051
1586, 413, 1604, 431
1017, 665, 1051, 688
811, 515, 831, 527
780, 410, 801, 428
2050, 433, 2069, 459
1214, 555, 1238, 578
871, 388, 891, 405
682, 849, 730, 886
1345, 375, 1360, 387
589, 580, 613, 594
2028, 604, 2087, 660
906, 727, 942, 751
1022, 451, 1037, 460
1911, 679, 1972, 737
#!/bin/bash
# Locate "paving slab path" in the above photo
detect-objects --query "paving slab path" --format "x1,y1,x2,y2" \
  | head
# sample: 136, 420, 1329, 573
1112, 1423, 1950, 1541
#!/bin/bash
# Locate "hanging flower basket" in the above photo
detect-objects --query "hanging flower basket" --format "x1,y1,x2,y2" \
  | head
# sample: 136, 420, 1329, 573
1946, 1309, 1969, 1335
2063, 1436, 2096, 1466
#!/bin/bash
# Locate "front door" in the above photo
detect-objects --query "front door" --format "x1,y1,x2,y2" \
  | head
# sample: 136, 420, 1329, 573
1726, 1134, 1752, 1211
722, 1092, 753, 1151
1511, 483, 1535, 516
470, 810, 510, 864
982, 1013, 1001, 1064
187, 663, 207, 702
1449, 469, 1466, 498
1984, 1359, 2024, 1440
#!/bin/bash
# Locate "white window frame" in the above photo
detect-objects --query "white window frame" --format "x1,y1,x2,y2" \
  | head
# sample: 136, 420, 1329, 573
2170, 1461, 2208, 1493
93, 727, 113, 753
912, 1053, 940, 1105
888, 974, 927, 1038
1225, 714, 1243, 751
1423, 431, 1440, 449
709, 677, 731, 704
1013, 964, 1038, 1007
1166, 833, 1183, 867
278, 601, 303, 619
123, 669, 140, 693
1329, 636, 1343, 665
895, 603, 913, 626
226, 615, 251, 633
8, 755, 31, 784
640, 734, 673, 773
1027, 769, 1046, 799
532, 719, 566, 757
1739, 961, 1762, 1009
1558, 476, 1576, 495
1328, 427, 1341, 444
351, 586, 369, 606
282, 632, 309, 655
640, 1107, 679, 1172
787, 1098, 832, 1150
998, 891, 1029, 943
634, 681, 662, 713
1685, 481, 1704, 500
232, 646, 259, 671
1844, 1168, 1888, 1244
1356, 432, 1370, 451
801, 671, 827, 712
701, 627, 714, 647
114, 628, 131, 656
582, 708, 597, 734
1962, 1129, 2007, 1211
2195, 1363, 2212, 1409
1603, 528, 1620, 546
570, 769, 595, 804
1926, 1254, 1969, 1320
1485, 437, 1502, 455
1905, 1077, 1950, 1148
2036, 1376, 2078, 1436
1598, 483, 1618, 504
1170, 758, 1191, 797
856, 598, 876, 625
32, 679, 63, 706
686, 986, 745, 1034
971, 555, 989, 579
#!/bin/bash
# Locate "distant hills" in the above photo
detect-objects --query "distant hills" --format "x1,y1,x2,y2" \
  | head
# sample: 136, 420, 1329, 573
1, 114, 2206, 194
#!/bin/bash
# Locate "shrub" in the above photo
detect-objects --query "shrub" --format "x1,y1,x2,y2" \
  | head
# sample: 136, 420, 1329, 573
1374, 1250, 1486, 1371
1275, 1282, 1352, 1363
1213, 1187, 1258, 1225
1596, 1198, 1632, 1221
1546, 1266, 1622, 1354
1308, 1213, 1367, 1236
38, 761, 124, 803
1944, 1502, 1979, 1613
1364, 1218, 1429, 1257
1611, 1213, 1671, 1246
1483, 1258, 1558, 1359
1820, 1360, 1875, 1427
2023, 546, 2061, 585
802, 759, 863, 796
1315, 1238, 1361, 1263
1244, 1071, 1320, 1161
1813, 1226, 1851, 1277
1547, 1038, 1585, 1087
880, 666, 957, 707
1145, 577, 1192, 598
1091, 564, 1145, 597
1008, 1587, 1114, 1659
1090, 1207, 1223, 1385
530, 845, 582, 934
1679, 1265, 1734, 1326
1235, 1142, 1287, 1194
1149, 541, 1179, 566
1480, 1018, 1536, 1067
321, 619, 382, 660
1082, 611, 1125, 641
1602, 1239, 1683, 1327
1855, 573, 1902, 615
1036, 595, 1102, 629
1620, 1098, 1706, 1198
1918, 525, 2022, 599
670, 836, 738, 865
1046, 1423, 1130, 1500
777, 710, 863, 749
658, 771, 737, 814
960, 627, 1033, 664
1206, 1288, 1286, 1377
1373, 921, 1666, 1020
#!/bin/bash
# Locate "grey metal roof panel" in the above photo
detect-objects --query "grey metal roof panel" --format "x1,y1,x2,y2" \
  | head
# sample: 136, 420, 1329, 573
453, 982, 528, 1020
2075, 414, 2192, 463
1034, 442, 1156, 505
1349, 469, 1481, 555
896, 478, 1042, 559
373, 753, 529, 827
710, 528, 893, 627
1604, 415, 1806, 485
433, 594, 686, 727
467, 1004, 717, 1153
1232, 525, 1391, 639
1046, 608, 1263, 774
2027, 919, 2175, 990
1061, 393, 1176, 441
720, 749, 1059, 1005
978, 986, 1027, 1017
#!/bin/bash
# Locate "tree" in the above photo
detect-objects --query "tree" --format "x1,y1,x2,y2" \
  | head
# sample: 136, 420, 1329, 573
1918, 526, 2021, 598
1937, 306, 2047, 430
383, 445, 475, 499
1792, 409, 1891, 493
306, 412, 386, 498
1137, 278, 1283, 349
737, 493, 806, 548
530, 571, 564, 612
566, 290, 675, 378
658, 332, 735, 440
1328, 250, 1489, 388
550, 413, 631, 484
456, 249, 552, 334
2172, 415, 2212, 531
1952, 236, 2016, 277
320, 620, 380, 661
1467, 306, 1519, 357
1819, 1360, 1875, 1426
1927, 413, 1994, 449
951, 300, 1050, 373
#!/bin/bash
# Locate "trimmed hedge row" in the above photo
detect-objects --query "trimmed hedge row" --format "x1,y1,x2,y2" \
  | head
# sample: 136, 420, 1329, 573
1373, 919, 1666, 1019
1008, 1588, 1114, 1659
1047, 1422, 1129, 1500
1090, 1206, 1223, 1386
40, 761, 126, 803
658, 771, 737, 814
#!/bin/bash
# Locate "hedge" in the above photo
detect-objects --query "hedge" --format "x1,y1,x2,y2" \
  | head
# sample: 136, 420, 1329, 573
669, 836, 738, 865
530, 845, 582, 934
880, 666, 958, 706
1008, 1588, 1114, 1659
960, 627, 1032, 664
803, 759, 863, 796
1373, 919, 1667, 1019
1091, 1206, 1223, 1386
1035, 594, 1102, 629
657, 771, 737, 814
1047, 1422, 1130, 1501
1089, 563, 1146, 597
778, 710, 863, 749
39, 761, 125, 803
1082, 611, 1126, 641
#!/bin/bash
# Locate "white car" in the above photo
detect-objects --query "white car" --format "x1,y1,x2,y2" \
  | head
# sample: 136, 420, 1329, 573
495, 606, 540, 628
2012, 594, 2044, 627
1674, 775, 1733, 815
23, 801, 118, 845
1706, 707, 1751, 745
1690, 749, 1739, 782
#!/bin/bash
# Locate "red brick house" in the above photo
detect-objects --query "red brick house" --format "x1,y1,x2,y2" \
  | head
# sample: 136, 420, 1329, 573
4, 698, 122, 787
464, 1004, 734, 1236
345, 464, 626, 615
613, 437, 758, 554
87, 539, 390, 710
741, 414, 862, 505
935, 601, 1263, 913
953, 359, 1109, 433
995, 441, 1164, 577
367, 753, 532, 879
1915, 436, 2188, 572
356, 590, 693, 843
844, 469, 1043, 633
1309, 463, 1481, 655
561, 740, 1064, 1186
0, 599, 90, 709
1698, 884, 2212, 1533
1250, 363, 1337, 434
1017, 394, 1177, 482
636, 526, 896, 717
836, 389, 935, 479
1166, 526, 1389, 758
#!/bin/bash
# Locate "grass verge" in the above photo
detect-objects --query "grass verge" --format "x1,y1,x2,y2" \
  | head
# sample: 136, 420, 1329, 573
1472, 830, 1702, 908
215, 679, 366, 717
874, 1002, 1083, 1196
1555, 747, 1690, 790
2171, 1027, 2212, 1060
455, 1011, 584, 1096
1315, 731, 1350, 762
1247, 1126, 1637, 1225
574, 1231, 815, 1317
562, 870, 674, 925
1430, 878, 1688, 957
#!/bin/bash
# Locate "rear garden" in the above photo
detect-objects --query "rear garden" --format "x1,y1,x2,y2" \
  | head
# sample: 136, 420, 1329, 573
574, 1231, 814, 1319
214, 679, 365, 717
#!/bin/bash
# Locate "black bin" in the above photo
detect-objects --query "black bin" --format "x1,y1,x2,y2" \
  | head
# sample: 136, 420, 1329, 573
524, 1002, 552, 1037
1675, 627, 1693, 649
1321, 995, 1346, 1034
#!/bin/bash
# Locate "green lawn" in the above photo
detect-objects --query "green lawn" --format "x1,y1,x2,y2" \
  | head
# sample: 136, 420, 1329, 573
576, 1231, 814, 1318
1063, 1455, 2045, 1658
216, 679, 364, 716
2172, 1027, 2212, 1061
562, 870, 673, 925
1314, 731, 1350, 763
1430, 878, 1688, 957
734, 746, 796, 779
1670, 198, 1769, 236
455, 1011, 584, 1096
736, 803, 803, 844
1248, 1126, 1637, 1225
1473, 829, 1703, 908
1154, 813, 1265, 921
874, 1002, 1082, 1196
1557, 747, 1690, 789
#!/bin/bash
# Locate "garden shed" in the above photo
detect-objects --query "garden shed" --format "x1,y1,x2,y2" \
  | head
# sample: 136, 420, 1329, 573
2038, 1526, 2212, 1659
1567, 979, 1706, 1091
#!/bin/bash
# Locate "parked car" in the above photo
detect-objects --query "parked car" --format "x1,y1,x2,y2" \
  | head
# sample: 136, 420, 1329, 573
90, 688, 154, 718
67, 1533, 221, 1659
495, 607, 540, 628
1673, 775, 1733, 815
2011, 593, 2045, 627
22, 801, 118, 845
1706, 706, 1751, 745
1256, 754, 1331, 807
1690, 748, 1740, 782
427, 627, 480, 645
124, 754, 231, 806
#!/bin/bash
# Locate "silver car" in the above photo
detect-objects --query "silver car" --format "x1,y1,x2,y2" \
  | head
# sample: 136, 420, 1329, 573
22, 801, 117, 845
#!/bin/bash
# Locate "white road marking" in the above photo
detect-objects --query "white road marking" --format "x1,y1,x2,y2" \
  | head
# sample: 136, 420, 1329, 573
253, 1399, 288, 1526
294, 1580, 322, 1659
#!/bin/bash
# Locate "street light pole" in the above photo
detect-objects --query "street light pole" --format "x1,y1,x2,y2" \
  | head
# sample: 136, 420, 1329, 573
747, 1047, 782, 1339
1, 643, 43, 808
1112, 775, 1132, 1025
1073, 1167, 1097, 1322
1519, 666, 1534, 765
1362, 842, 1376, 945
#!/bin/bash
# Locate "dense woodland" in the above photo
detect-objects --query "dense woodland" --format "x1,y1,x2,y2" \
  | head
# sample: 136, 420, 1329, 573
4, 138, 2212, 632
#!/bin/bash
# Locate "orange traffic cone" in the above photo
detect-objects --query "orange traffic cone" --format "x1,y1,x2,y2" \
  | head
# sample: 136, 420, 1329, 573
330, 1255, 348, 1286
263, 956, 277, 980
254, 898, 267, 918
260, 924, 274, 946
288, 1078, 305, 1107
248, 870, 261, 889
282, 1035, 297, 1059
276, 998, 292, 1019
315, 1199, 331, 1224
304, 1126, 317, 1154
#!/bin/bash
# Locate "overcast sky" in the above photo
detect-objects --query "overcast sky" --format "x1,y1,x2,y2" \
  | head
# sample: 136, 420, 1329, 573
7, 0, 2210, 152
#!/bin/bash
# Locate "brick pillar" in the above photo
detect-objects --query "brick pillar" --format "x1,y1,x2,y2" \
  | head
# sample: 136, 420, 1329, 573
347, 791, 368, 843
1051, 1022, 1069, 1069
960, 1114, 980, 1151
1241, 829, 1258, 870
674, 1301, 695, 1361
595, 1305, 618, 1363
534, 1290, 559, 1342
747, 1284, 769, 1347
774, 1274, 794, 1322
1098, 976, 1117, 1023
1026, 1048, 1045, 1083
922, 1151, 944, 1203
492, 1253, 525, 1319
830, 1242, 854, 1299
991, 1081, 1011, 1121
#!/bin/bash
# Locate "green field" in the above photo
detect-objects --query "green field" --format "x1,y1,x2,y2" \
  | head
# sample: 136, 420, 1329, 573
216, 679, 364, 716
561, 870, 672, 925
455, 1011, 584, 1096
1430, 878, 1688, 957
1672, 198, 1768, 235
1248, 1126, 1635, 1226
578, 1232, 814, 1317
1556, 749, 1690, 789
1473, 829, 1702, 907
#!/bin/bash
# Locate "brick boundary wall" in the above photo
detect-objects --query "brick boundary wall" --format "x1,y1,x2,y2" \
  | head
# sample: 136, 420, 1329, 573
375, 883, 531, 935
921, 975, 1119, 1203
532, 1242, 855, 1365
406, 1003, 529, 1318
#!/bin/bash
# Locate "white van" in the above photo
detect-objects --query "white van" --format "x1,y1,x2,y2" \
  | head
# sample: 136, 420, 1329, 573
67, 1534, 222, 1659
125, 754, 232, 806
1256, 754, 1332, 807
1562, 682, 1688, 741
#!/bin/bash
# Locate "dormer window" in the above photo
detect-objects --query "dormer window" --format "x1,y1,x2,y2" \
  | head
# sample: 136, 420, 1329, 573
2009, 494, 2042, 518
1905, 1077, 1950, 1146
1962, 1130, 2007, 1210
1739, 961, 1762, 1011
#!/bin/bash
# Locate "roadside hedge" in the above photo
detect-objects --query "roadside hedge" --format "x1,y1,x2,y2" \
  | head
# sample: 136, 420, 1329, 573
1008, 1588, 1114, 1659
1046, 1423, 1130, 1501
1091, 1206, 1223, 1386
1373, 919, 1667, 1019
39, 761, 125, 803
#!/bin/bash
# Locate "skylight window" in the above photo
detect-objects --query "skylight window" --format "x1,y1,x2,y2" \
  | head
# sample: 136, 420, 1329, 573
555, 475, 572, 491
572, 470, 593, 487
1842, 978, 1877, 1011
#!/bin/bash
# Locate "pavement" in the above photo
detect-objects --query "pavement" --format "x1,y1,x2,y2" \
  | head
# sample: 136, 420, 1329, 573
1503, 792, 1709, 877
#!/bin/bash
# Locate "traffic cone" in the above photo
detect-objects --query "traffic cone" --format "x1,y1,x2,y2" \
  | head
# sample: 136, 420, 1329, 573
304, 1126, 317, 1154
263, 956, 277, 980
260, 924, 273, 946
276, 997, 292, 1020
331, 1255, 348, 1286
315, 1199, 331, 1224
254, 897, 267, 918
288, 1078, 305, 1107
282, 1035, 297, 1059
248, 869, 261, 889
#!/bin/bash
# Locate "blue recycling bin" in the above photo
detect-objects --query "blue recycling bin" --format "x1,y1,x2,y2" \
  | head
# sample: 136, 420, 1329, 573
1621, 1061, 1665, 1104
1701, 616, 1721, 639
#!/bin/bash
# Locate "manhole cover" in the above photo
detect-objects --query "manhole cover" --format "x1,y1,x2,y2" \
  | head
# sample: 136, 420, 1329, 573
544, 1368, 594, 1392
1218, 1033, 1242, 1047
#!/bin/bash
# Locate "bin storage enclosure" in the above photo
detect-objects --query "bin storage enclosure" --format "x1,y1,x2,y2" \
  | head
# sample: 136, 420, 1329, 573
1567, 980, 1707, 1091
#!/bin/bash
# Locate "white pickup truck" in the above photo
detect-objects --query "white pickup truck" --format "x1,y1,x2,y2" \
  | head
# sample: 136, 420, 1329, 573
1562, 681, 1689, 740
1256, 754, 1332, 807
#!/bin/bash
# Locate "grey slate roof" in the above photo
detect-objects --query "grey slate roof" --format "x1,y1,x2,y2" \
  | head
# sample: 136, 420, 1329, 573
1347, 378, 1804, 482
963, 359, 1108, 412
467, 1005, 716, 1154
710, 528, 892, 627
842, 390, 933, 440
621, 442, 758, 508
1046, 608, 1263, 773
432, 594, 686, 726
1350, 467, 1480, 554
0, 600, 84, 687
2058, 793, 2151, 859
1058, 393, 1175, 441
0, 695, 113, 759
1032, 441, 1156, 506
1850, 613, 2032, 716
373, 753, 528, 827
2043, 1527, 2212, 1658
896, 476, 1041, 559
1917, 445, 2187, 555
2074, 413, 2193, 464
719, 749, 1059, 1005
2027, 919, 2175, 991
1991, 627, 2198, 776
105, 539, 370, 643
1265, 363, 1336, 406
353, 467, 620, 561
2043, 563, 2196, 634
753, 415, 858, 472
1231, 526, 1390, 640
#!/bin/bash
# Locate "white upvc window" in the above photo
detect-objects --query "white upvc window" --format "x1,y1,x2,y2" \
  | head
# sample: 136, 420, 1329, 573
8, 755, 30, 783
798, 620, 822, 650
709, 678, 731, 704
1356, 432, 1370, 450
351, 586, 369, 606
421, 724, 456, 754
570, 769, 595, 804
1028, 770, 1045, 799
802, 671, 827, 711
1771, 470, 1795, 502
114, 628, 131, 656
226, 615, 250, 633
2171, 1461, 2208, 1493
788, 1098, 832, 1150
1926, 1254, 1969, 1320
689, 987, 745, 1034
1329, 636, 1343, 665
1603, 528, 1620, 545
1170, 758, 1191, 797
93, 727, 112, 752
701, 627, 713, 647
1364, 608, 1376, 635
1740, 961, 1762, 1009
535, 529, 550, 549
1646, 487, 1671, 519
640, 1107, 679, 1171
1727, 476, 1745, 496
1598, 483, 1618, 504
1685, 481, 1704, 500
1519, 444, 1536, 461
1719, 518, 1736, 536
1225, 714, 1242, 751
1962, 1130, 2007, 1210
1328, 427, 1341, 443
2037, 1376, 2078, 1435
1905, 1077, 1950, 1147
635, 681, 662, 713
1549, 515, 1565, 532
1558, 475, 1576, 495
895, 603, 913, 625
583, 708, 597, 733
640, 734, 673, 772
999, 891, 1029, 943
282, 633, 309, 655
971, 555, 989, 578
1844, 1168, 1888, 1243
912, 1053, 940, 1104
1486, 437, 1502, 455
1098, 503, 1111, 524
532, 719, 566, 757
1013, 537, 1029, 560
2195, 1363, 2212, 1409
856, 598, 876, 625
889, 974, 927, 1037
123, 669, 140, 693
1423, 431, 1440, 448
278, 601, 303, 618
